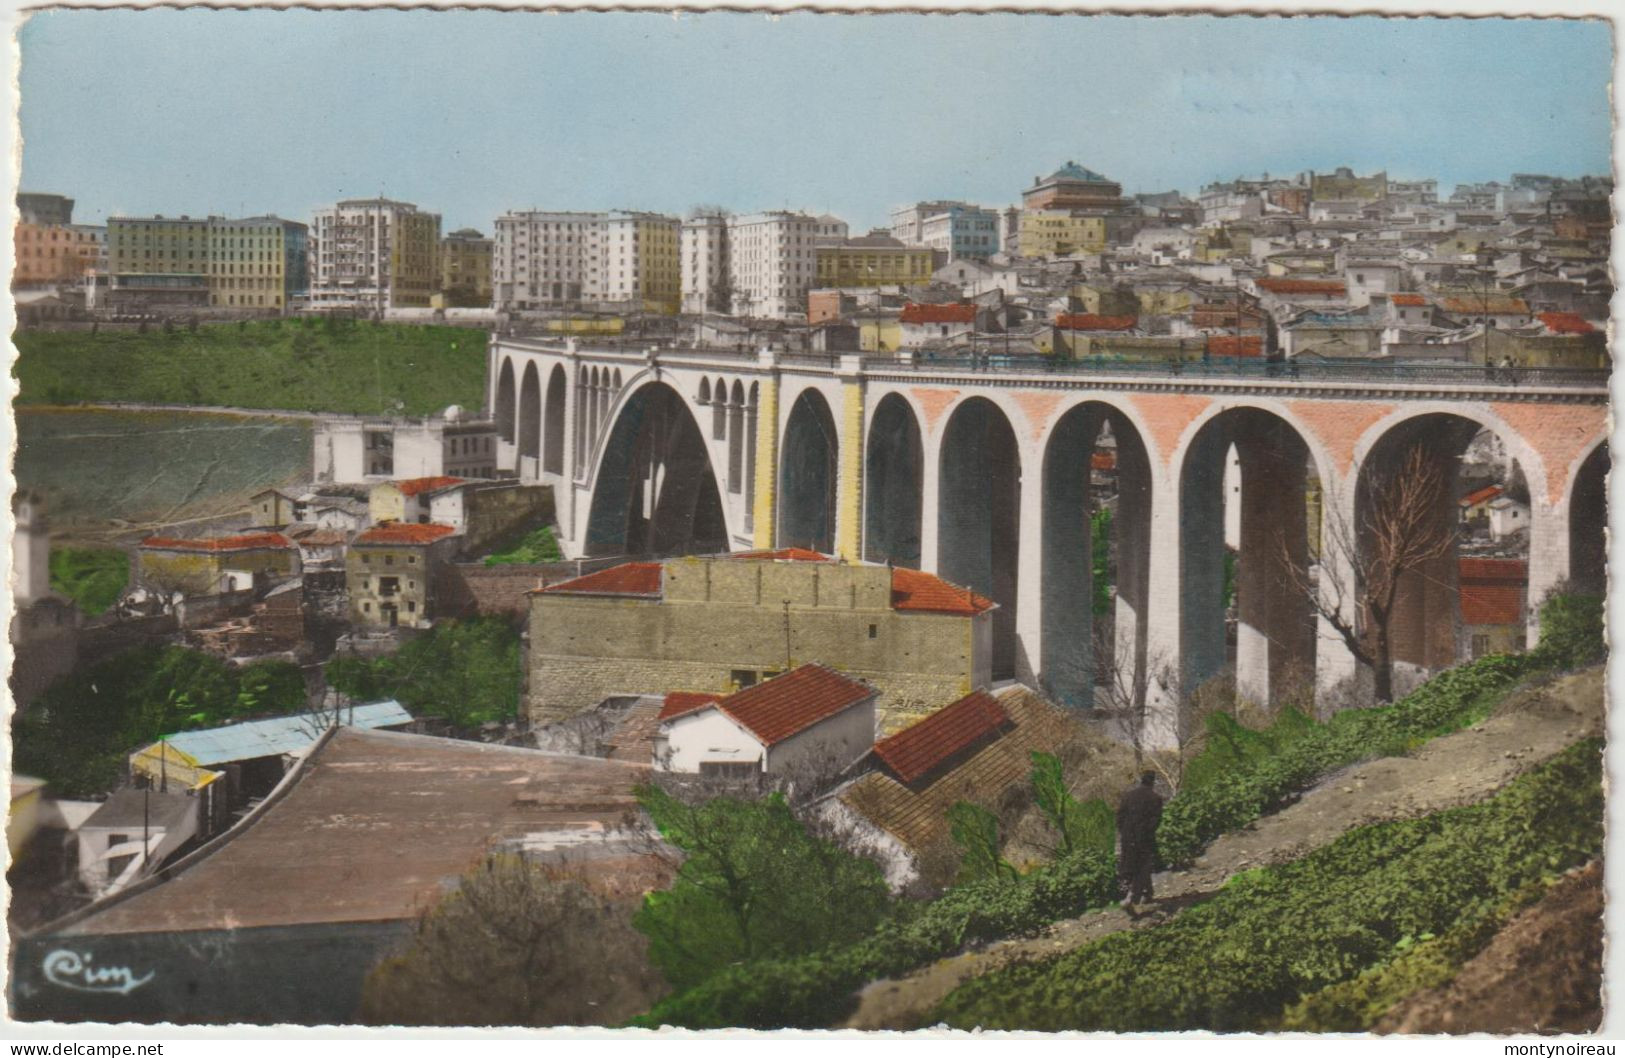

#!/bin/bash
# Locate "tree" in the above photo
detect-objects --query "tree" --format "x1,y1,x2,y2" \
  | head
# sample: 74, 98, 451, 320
324, 617, 520, 729
948, 800, 1018, 884
632, 784, 892, 992
361, 855, 665, 1027
1282, 443, 1455, 702
1029, 751, 1114, 860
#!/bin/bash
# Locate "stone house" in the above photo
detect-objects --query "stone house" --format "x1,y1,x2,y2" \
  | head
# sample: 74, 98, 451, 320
346, 522, 459, 629
369, 476, 465, 525
528, 550, 994, 732
1458, 557, 1527, 660
137, 533, 300, 595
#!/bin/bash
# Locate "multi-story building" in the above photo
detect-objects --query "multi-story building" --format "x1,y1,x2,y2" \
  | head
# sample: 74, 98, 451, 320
106, 214, 211, 309
492, 210, 679, 314
919, 205, 1000, 260
346, 522, 459, 630
814, 232, 935, 288
14, 222, 104, 288
1017, 211, 1107, 258
437, 228, 493, 308
681, 210, 731, 315
1021, 161, 1128, 212
727, 211, 822, 319
1310, 167, 1388, 203
889, 200, 966, 244
207, 216, 308, 311
17, 192, 74, 226
811, 214, 850, 246
309, 199, 441, 311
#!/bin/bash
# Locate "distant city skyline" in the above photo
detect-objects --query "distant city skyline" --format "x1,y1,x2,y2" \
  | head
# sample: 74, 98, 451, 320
18, 9, 1613, 233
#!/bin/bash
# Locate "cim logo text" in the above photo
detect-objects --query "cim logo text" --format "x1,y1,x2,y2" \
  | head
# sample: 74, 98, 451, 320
41, 949, 154, 995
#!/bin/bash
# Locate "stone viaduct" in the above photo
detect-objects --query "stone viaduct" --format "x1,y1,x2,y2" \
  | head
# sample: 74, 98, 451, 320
489, 336, 1608, 743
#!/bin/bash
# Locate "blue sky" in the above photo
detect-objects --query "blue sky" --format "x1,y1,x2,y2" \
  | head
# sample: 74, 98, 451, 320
17, 10, 1614, 233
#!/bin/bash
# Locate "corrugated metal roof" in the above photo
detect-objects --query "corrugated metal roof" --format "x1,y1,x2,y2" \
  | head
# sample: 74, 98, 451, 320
157, 701, 414, 766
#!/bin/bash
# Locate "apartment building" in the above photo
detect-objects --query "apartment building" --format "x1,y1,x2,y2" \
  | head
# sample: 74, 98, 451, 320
14, 223, 104, 288
438, 228, 493, 308
727, 211, 822, 319
493, 210, 679, 315
681, 211, 730, 315
207, 216, 309, 310
105, 215, 211, 308
309, 199, 441, 310
891, 201, 1000, 260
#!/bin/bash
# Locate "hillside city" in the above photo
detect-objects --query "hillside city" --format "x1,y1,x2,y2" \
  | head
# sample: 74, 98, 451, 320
7, 160, 1611, 1032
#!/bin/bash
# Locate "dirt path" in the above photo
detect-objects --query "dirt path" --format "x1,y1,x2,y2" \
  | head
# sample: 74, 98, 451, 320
844, 667, 1604, 1030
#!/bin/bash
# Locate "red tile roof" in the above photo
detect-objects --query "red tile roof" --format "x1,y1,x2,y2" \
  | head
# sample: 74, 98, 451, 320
658, 691, 724, 721
901, 302, 977, 325
1389, 293, 1428, 307
731, 548, 833, 563
708, 664, 875, 747
141, 532, 294, 553
890, 567, 995, 616
1255, 278, 1347, 296
1205, 334, 1264, 357
1055, 313, 1138, 332
1538, 311, 1596, 335
872, 690, 1010, 784
393, 476, 465, 498
1459, 557, 1527, 627
1459, 485, 1503, 508
540, 561, 663, 597
353, 523, 459, 546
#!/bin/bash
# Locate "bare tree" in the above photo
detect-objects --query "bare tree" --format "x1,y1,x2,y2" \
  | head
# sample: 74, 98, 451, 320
1088, 624, 1229, 794
1281, 443, 1455, 703
360, 854, 665, 1027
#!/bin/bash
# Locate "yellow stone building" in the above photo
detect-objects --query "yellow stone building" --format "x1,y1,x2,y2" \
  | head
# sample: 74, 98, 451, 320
207, 216, 309, 311
815, 235, 935, 288
136, 532, 299, 594
437, 228, 493, 308
1017, 211, 1107, 258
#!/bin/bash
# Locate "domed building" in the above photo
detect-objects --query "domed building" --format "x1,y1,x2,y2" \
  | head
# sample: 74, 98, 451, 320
1021, 161, 1129, 212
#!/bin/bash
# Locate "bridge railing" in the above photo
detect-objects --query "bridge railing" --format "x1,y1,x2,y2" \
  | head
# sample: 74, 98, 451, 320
861, 354, 1611, 388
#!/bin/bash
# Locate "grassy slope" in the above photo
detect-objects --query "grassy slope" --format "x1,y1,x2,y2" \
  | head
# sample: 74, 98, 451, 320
14, 320, 487, 416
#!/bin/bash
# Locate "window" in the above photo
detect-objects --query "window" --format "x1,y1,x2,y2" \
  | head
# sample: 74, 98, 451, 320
868, 624, 878, 639
385, 554, 394, 565
1471, 633, 1491, 659
363, 602, 371, 613
730, 668, 759, 690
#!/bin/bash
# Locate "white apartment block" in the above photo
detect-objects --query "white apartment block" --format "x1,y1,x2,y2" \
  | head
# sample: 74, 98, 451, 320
890, 200, 967, 245
493, 210, 680, 314
727, 211, 824, 319
920, 207, 1001, 260
811, 214, 850, 247
309, 199, 440, 310
681, 212, 731, 315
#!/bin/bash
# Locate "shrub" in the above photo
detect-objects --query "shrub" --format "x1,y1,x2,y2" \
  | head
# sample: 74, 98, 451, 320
1530, 592, 1605, 670
933, 740, 1603, 1032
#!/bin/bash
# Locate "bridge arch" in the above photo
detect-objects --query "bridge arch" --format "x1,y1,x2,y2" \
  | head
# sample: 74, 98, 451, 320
1177, 405, 1321, 708
1040, 400, 1152, 710
518, 362, 542, 465
495, 358, 516, 444
1567, 440, 1608, 596
1353, 409, 1534, 699
727, 380, 747, 495
939, 396, 1024, 680
864, 393, 925, 568
583, 379, 728, 558
543, 364, 566, 475
778, 389, 839, 553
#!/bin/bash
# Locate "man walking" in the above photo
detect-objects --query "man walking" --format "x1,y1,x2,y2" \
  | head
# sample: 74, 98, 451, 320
1116, 770, 1164, 912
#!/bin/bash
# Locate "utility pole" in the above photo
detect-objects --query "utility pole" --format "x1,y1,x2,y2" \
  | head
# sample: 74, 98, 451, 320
782, 599, 793, 671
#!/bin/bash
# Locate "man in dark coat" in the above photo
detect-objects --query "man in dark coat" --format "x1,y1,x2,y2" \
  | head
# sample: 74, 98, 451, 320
1116, 770, 1164, 911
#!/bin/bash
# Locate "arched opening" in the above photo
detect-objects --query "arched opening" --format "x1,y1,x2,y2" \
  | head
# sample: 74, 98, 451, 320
727, 381, 746, 494
698, 378, 712, 404
1569, 443, 1608, 596
778, 390, 839, 554
574, 367, 589, 476
1041, 403, 1151, 710
939, 397, 1021, 680
1179, 408, 1318, 708
584, 382, 728, 558
745, 382, 759, 533
495, 359, 516, 444
1356, 414, 1530, 700
543, 365, 566, 476
518, 363, 541, 464
864, 394, 923, 569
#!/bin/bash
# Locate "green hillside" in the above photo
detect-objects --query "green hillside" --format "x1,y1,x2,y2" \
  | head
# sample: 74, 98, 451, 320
14, 319, 488, 416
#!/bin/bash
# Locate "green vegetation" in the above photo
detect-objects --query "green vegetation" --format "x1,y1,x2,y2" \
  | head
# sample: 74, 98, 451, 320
948, 801, 1019, 884
1090, 508, 1112, 617
633, 786, 894, 993
631, 592, 1602, 1029
483, 525, 563, 566
15, 320, 486, 416
324, 617, 520, 729
11, 647, 308, 796
48, 547, 129, 615
933, 739, 1602, 1031
1029, 750, 1114, 859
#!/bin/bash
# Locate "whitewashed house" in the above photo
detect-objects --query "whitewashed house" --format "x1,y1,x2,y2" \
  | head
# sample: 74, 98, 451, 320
653, 664, 877, 780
